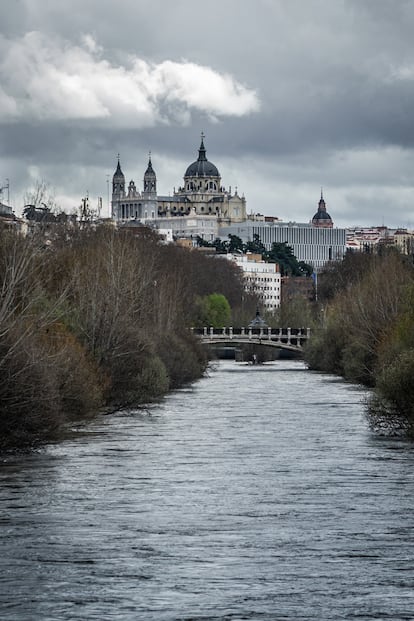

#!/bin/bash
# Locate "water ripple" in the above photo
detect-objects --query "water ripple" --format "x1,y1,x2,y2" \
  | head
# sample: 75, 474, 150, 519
1, 360, 414, 620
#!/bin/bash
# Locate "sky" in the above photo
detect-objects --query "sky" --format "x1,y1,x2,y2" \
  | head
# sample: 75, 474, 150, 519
1, 0, 414, 228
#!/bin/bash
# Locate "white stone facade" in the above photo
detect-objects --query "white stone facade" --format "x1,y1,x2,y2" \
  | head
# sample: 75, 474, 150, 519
228, 253, 281, 311
221, 221, 346, 271
111, 136, 246, 226
154, 215, 219, 243
111, 156, 158, 223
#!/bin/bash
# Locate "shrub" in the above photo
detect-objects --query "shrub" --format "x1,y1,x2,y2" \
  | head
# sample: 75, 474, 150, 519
125, 354, 169, 405
0, 332, 64, 449
194, 293, 232, 328
341, 339, 375, 386
371, 349, 414, 422
304, 321, 346, 375
108, 338, 169, 407
157, 332, 208, 389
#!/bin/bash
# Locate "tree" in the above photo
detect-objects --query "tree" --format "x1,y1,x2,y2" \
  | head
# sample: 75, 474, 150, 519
227, 234, 244, 252
317, 250, 373, 302
305, 248, 414, 388
23, 180, 60, 213
194, 293, 232, 327
245, 233, 266, 255
266, 242, 312, 276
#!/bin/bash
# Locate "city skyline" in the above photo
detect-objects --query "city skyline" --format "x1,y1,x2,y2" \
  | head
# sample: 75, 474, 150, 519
1, 1, 414, 228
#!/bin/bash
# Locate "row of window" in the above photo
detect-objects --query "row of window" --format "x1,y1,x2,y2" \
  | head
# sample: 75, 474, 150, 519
186, 181, 218, 191
245, 275, 280, 281
252, 225, 346, 246
120, 204, 155, 219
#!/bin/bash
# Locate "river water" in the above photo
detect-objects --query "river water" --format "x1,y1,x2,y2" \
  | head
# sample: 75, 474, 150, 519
1, 360, 414, 620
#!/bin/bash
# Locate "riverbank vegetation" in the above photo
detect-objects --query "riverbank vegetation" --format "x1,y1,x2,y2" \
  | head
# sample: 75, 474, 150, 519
304, 249, 414, 436
0, 225, 257, 450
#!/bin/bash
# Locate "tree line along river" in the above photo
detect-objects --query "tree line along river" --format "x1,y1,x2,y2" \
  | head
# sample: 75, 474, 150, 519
1, 359, 414, 620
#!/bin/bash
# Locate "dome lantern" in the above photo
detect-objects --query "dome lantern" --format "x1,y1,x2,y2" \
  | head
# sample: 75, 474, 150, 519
184, 134, 220, 179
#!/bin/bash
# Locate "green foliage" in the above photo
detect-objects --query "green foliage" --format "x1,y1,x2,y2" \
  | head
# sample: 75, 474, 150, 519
227, 234, 244, 252
272, 296, 316, 329
245, 234, 267, 255
266, 242, 312, 276
196, 235, 211, 247
368, 349, 414, 436
195, 293, 232, 328
304, 320, 346, 375
375, 349, 414, 417
128, 355, 170, 405
196, 234, 313, 276
157, 333, 208, 389
341, 339, 375, 386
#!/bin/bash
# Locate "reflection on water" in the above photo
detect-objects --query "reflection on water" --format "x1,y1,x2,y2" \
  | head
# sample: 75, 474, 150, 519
1, 360, 414, 620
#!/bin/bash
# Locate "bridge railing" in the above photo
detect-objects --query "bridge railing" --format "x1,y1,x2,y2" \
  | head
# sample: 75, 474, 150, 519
191, 327, 311, 349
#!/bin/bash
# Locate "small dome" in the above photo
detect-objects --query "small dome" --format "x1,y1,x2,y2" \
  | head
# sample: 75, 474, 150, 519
185, 136, 220, 178
312, 210, 332, 221
312, 190, 333, 227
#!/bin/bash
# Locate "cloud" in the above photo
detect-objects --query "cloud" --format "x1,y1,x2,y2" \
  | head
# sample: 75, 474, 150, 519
0, 32, 259, 126
1, 1, 414, 228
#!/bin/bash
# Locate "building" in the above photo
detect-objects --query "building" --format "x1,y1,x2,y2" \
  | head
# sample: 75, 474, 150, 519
220, 220, 346, 272
110, 140, 346, 268
0, 201, 26, 233
228, 252, 281, 311
111, 134, 247, 228
311, 190, 333, 228
0, 201, 13, 222
111, 155, 158, 222
153, 214, 219, 243
393, 229, 414, 255
158, 134, 246, 222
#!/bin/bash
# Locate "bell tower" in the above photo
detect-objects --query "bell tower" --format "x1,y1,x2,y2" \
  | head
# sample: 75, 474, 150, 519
143, 152, 157, 199
112, 155, 125, 197
111, 155, 126, 219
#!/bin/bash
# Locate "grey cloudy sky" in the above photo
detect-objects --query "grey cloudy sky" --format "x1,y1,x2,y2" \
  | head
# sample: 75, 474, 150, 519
1, 0, 414, 228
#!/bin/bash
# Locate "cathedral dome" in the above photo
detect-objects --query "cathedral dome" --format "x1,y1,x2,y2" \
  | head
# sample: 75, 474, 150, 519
311, 191, 333, 228
185, 136, 220, 178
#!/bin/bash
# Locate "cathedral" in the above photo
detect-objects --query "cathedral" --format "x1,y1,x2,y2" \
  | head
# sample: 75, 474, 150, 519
111, 135, 247, 224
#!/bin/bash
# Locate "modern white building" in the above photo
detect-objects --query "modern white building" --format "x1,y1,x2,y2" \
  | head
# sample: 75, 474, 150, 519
220, 220, 346, 271
153, 214, 219, 243
228, 253, 281, 311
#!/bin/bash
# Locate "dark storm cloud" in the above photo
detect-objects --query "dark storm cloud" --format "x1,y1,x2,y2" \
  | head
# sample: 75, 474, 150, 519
1, 0, 414, 226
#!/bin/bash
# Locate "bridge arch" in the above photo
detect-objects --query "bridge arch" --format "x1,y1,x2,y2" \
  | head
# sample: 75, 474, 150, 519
191, 327, 310, 353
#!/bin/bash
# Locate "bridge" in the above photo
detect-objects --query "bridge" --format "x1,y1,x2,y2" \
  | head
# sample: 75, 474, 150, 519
191, 327, 311, 353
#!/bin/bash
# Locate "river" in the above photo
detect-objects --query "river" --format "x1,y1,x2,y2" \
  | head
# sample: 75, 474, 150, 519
1, 360, 414, 620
